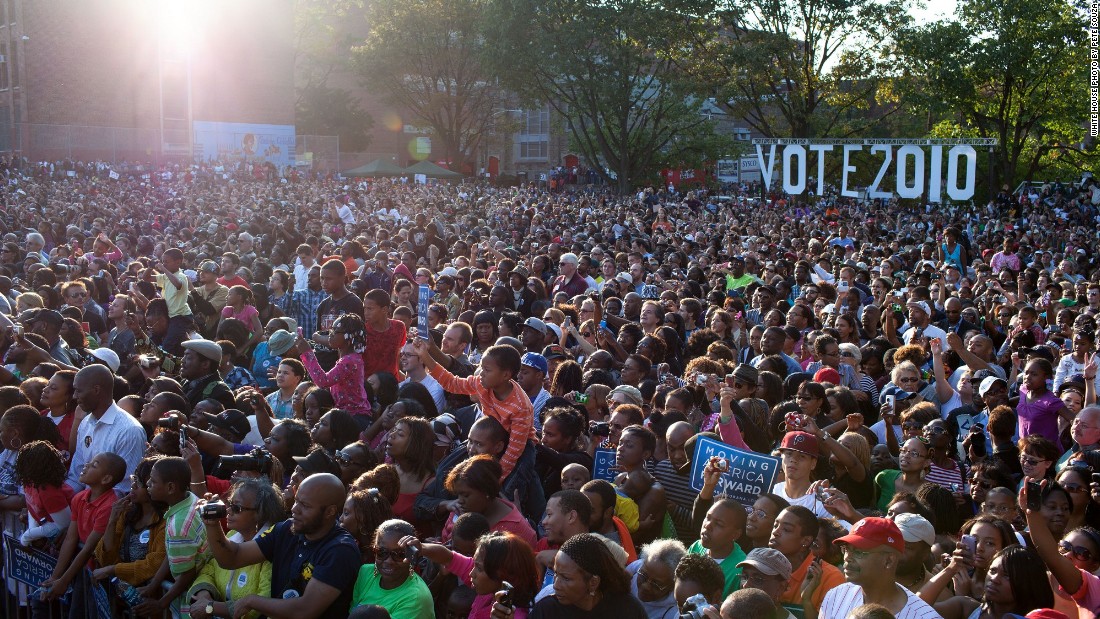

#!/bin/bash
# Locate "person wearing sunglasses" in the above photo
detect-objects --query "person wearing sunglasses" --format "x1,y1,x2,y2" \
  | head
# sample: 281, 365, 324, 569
921, 419, 967, 497
1024, 480, 1100, 618
189, 478, 286, 619
200, 473, 361, 619
1017, 435, 1060, 483
1055, 466, 1099, 535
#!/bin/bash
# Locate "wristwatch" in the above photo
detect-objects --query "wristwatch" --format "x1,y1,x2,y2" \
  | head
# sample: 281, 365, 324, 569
205, 604, 215, 616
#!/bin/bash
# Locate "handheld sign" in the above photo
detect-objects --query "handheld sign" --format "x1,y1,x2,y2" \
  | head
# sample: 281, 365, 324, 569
593, 448, 617, 482
417, 285, 431, 340
4, 534, 57, 588
689, 436, 779, 507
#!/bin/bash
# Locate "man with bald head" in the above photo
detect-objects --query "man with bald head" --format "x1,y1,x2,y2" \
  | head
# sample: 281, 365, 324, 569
937, 297, 978, 336
652, 421, 707, 544
201, 473, 361, 619
66, 364, 146, 494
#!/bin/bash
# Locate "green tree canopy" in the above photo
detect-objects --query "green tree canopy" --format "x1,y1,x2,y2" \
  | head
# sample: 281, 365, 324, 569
896, 0, 1093, 187
485, 0, 733, 193
353, 0, 508, 171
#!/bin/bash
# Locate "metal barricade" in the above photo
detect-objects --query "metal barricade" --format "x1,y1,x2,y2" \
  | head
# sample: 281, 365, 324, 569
2, 508, 180, 619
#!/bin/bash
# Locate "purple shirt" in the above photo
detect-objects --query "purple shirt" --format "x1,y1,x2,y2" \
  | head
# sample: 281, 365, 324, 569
1018, 384, 1064, 450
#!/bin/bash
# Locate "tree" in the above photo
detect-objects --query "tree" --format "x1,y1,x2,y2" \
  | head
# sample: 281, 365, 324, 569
295, 85, 374, 151
676, 0, 911, 139
896, 0, 1094, 188
485, 0, 733, 193
352, 0, 508, 172
293, 0, 373, 149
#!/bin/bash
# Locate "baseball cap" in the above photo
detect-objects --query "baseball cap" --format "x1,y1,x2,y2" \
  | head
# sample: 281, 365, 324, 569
542, 345, 568, 360
906, 300, 931, 316
198, 260, 219, 274
978, 376, 1008, 397
292, 449, 340, 477
779, 431, 820, 459
521, 352, 548, 375
523, 317, 548, 334
834, 517, 905, 552
880, 384, 917, 401
608, 385, 644, 407
736, 548, 792, 581
206, 409, 251, 441
89, 348, 120, 373
892, 513, 935, 546
813, 367, 841, 385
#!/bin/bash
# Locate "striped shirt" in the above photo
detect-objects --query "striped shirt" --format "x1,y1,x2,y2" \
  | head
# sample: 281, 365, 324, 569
820, 583, 942, 619
649, 459, 699, 544
165, 492, 209, 577
429, 364, 535, 480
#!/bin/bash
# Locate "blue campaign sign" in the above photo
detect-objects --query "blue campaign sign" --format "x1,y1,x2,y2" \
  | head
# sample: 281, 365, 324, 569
4, 534, 57, 588
417, 285, 431, 339
592, 448, 618, 482
689, 436, 779, 507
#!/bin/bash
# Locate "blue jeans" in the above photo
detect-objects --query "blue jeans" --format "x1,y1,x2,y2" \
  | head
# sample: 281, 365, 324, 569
162, 314, 194, 356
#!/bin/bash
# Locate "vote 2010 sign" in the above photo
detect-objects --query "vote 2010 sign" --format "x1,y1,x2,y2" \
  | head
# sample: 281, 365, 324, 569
4, 534, 57, 588
753, 138, 997, 203
689, 436, 779, 507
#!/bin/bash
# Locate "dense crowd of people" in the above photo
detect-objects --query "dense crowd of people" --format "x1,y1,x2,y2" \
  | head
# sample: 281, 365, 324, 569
1, 153, 1100, 619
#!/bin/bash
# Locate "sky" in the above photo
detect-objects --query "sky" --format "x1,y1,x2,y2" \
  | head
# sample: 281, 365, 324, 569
910, 0, 959, 23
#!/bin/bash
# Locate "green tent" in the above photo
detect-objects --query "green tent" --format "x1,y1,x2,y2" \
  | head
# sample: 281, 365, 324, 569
405, 159, 464, 179
343, 159, 407, 177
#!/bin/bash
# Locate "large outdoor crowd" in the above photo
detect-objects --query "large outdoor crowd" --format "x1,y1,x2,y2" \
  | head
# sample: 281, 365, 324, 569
1, 152, 1100, 619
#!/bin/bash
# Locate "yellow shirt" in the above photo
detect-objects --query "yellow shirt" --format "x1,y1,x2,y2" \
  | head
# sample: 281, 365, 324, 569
157, 270, 192, 317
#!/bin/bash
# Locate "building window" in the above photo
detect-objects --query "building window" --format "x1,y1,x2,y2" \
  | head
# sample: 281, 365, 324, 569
519, 140, 548, 159
524, 108, 549, 135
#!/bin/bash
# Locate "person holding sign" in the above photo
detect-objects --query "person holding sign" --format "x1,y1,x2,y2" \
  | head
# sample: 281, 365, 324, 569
687, 455, 748, 596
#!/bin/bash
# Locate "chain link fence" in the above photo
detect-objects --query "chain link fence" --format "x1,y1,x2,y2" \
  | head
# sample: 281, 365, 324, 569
15, 123, 158, 162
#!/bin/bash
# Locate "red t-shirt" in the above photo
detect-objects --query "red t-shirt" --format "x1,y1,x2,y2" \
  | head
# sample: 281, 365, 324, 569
72, 488, 118, 543
362, 318, 407, 380
25, 484, 75, 525
217, 275, 249, 289
41, 410, 74, 457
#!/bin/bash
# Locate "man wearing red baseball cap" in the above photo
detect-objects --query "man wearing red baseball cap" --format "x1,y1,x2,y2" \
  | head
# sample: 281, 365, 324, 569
817, 517, 940, 619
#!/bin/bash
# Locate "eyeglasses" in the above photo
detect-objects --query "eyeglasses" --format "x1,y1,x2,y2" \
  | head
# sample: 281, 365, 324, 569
637, 568, 672, 594
896, 377, 920, 384
969, 478, 992, 490
228, 503, 258, 514
1063, 483, 1089, 494
1059, 540, 1095, 561
984, 503, 1014, 515
374, 547, 409, 562
840, 351, 857, 358
581, 332, 593, 338
842, 547, 892, 560
898, 449, 928, 458
334, 450, 368, 468
1019, 455, 1050, 467
923, 425, 948, 436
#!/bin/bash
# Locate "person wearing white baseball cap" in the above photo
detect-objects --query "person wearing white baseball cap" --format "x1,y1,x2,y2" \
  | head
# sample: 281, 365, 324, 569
901, 300, 948, 349
890, 513, 938, 595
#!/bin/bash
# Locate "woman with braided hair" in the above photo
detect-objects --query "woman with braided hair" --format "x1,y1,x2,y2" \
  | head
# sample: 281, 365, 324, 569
341, 487, 394, 563
525, 532, 646, 619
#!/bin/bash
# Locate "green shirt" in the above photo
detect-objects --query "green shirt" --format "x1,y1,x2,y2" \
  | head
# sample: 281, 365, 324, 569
688, 540, 746, 596
350, 565, 434, 619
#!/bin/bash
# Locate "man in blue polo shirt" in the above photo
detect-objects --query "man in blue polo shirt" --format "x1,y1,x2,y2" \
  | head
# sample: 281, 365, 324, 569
200, 473, 360, 619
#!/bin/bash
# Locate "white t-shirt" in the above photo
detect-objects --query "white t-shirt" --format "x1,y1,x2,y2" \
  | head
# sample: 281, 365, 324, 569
870, 419, 903, 446
402, 374, 447, 415
820, 582, 941, 619
902, 323, 950, 349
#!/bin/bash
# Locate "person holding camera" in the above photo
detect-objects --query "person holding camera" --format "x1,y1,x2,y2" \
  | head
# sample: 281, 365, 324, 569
200, 472, 361, 619
188, 478, 285, 619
